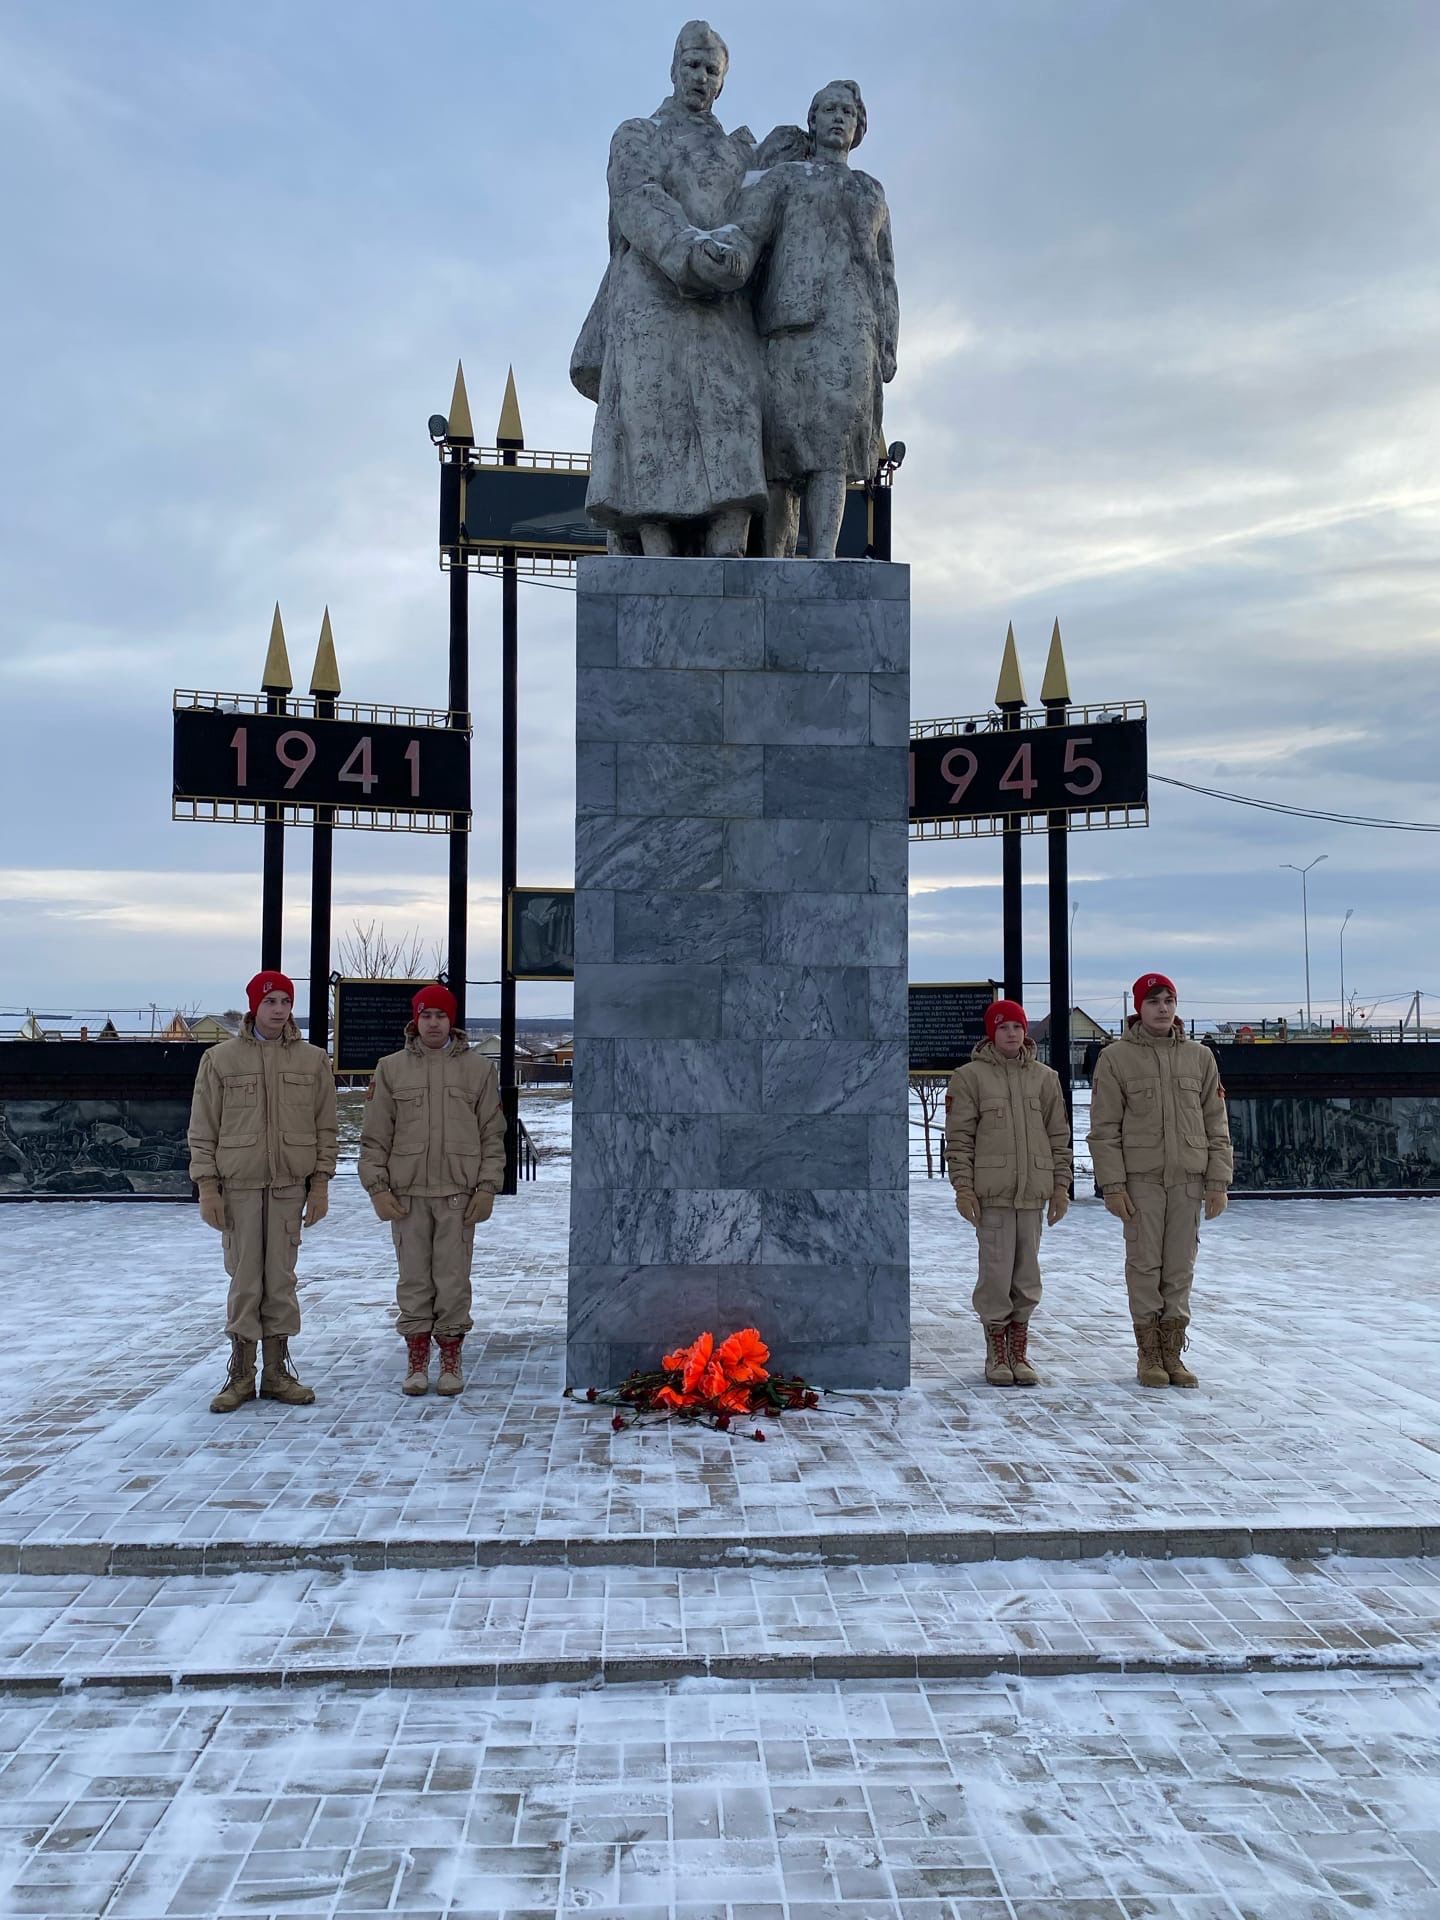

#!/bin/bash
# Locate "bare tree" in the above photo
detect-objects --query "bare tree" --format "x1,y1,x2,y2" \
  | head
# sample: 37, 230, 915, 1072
909, 1074, 950, 1179
336, 920, 444, 980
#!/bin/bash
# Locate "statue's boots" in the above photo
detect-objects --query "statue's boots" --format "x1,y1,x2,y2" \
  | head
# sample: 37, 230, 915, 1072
1159, 1318, 1198, 1388
403, 1333, 432, 1397
1007, 1318, 1039, 1387
260, 1335, 315, 1406
436, 1335, 465, 1397
983, 1321, 1014, 1386
1133, 1319, 1170, 1388
210, 1336, 257, 1414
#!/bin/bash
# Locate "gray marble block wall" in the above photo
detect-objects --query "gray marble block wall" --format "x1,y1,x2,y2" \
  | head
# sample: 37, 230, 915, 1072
567, 556, 910, 1391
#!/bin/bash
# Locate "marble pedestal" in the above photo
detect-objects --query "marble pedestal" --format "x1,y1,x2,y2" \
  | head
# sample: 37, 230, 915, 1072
566, 557, 910, 1390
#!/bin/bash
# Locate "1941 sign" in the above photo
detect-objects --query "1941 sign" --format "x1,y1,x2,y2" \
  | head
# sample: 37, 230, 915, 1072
909, 709, 1146, 834
173, 700, 470, 821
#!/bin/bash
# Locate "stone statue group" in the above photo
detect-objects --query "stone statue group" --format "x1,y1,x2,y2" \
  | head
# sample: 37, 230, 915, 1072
570, 19, 899, 562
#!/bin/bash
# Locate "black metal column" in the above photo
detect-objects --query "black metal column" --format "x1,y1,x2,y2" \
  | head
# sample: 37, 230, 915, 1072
260, 685, 286, 970
498, 521, 520, 1196
1000, 707, 1023, 1003
308, 681, 336, 1054
447, 564, 470, 1029
1045, 701, 1072, 1124
870, 478, 892, 563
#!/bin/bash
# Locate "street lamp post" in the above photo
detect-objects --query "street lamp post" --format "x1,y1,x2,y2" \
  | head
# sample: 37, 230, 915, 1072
1339, 907, 1354, 1029
1281, 855, 1327, 1031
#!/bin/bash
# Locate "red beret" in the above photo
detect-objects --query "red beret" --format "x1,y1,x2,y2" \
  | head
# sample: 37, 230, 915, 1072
984, 998, 1028, 1040
1133, 972, 1177, 1008
246, 971, 295, 1014
412, 983, 458, 1023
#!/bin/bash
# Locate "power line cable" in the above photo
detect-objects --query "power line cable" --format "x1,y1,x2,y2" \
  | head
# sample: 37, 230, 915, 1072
1151, 773, 1440, 832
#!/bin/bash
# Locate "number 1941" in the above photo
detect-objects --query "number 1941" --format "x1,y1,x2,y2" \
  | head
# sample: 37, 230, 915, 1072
229, 726, 424, 797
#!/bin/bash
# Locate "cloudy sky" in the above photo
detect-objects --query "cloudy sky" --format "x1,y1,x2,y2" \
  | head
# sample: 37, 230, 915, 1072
2, 0, 1437, 1032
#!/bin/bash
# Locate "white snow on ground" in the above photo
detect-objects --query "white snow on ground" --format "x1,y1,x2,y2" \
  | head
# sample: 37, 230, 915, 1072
0, 1095, 1436, 1551
1, 1671, 1439, 1915
0, 1553, 1437, 1683
0, 1088, 1437, 1916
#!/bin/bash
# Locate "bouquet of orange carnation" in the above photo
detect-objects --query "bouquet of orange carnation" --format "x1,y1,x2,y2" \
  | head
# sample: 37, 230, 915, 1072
572, 1327, 822, 1433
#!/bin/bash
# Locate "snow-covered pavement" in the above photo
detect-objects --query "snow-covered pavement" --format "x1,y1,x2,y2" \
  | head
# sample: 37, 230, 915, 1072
0, 1552, 1436, 1692
3, 1671, 1439, 1916
1, 1094, 1438, 1916
0, 1133, 1436, 1561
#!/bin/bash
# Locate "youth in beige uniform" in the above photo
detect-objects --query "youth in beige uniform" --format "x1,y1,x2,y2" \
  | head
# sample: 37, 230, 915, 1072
187, 970, 336, 1412
945, 999, 1072, 1386
359, 983, 506, 1395
1087, 970, 1233, 1387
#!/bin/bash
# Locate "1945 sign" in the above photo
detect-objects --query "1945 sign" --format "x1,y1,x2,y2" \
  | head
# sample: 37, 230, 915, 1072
173, 704, 470, 817
909, 714, 1146, 827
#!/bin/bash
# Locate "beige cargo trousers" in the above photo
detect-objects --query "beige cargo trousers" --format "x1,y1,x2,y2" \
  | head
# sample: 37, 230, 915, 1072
391, 1196, 475, 1340
1121, 1174, 1203, 1325
223, 1186, 305, 1340
972, 1208, 1045, 1324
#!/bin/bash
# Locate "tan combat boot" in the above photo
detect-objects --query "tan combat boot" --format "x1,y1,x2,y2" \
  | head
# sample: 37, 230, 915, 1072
1007, 1319, 1039, 1387
983, 1322, 1014, 1386
1134, 1320, 1169, 1388
210, 1336, 257, 1413
259, 1335, 316, 1405
436, 1335, 465, 1397
403, 1333, 432, 1396
1159, 1319, 1198, 1388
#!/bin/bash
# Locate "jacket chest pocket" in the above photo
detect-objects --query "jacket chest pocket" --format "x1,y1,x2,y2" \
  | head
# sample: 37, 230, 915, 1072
393, 1092, 427, 1150
1027, 1096, 1053, 1168
280, 1071, 316, 1144
1121, 1083, 1161, 1142
445, 1087, 481, 1150
1177, 1076, 1205, 1144
280, 1071, 311, 1105
219, 1076, 259, 1138
976, 1101, 1009, 1165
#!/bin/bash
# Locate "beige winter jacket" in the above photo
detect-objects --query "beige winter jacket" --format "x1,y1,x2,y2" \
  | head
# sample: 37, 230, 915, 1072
358, 1029, 507, 1199
945, 1038, 1073, 1208
187, 1019, 337, 1190
1087, 1021, 1233, 1193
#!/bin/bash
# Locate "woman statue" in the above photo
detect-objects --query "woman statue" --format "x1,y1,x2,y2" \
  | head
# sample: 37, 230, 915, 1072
734, 80, 899, 559
570, 21, 767, 557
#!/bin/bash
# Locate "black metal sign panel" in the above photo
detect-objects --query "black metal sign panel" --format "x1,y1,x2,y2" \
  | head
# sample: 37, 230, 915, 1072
909, 981, 1000, 1074
332, 979, 432, 1076
174, 708, 470, 815
457, 465, 874, 560
507, 889, 575, 982
462, 467, 602, 555
910, 717, 1146, 824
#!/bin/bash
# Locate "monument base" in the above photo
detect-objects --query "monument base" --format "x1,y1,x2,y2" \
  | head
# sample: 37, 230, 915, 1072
566, 557, 910, 1391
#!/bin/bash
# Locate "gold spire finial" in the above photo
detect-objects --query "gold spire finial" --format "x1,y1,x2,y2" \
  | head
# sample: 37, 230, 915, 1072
1040, 618, 1070, 704
309, 606, 341, 695
995, 622, 1027, 707
446, 361, 474, 443
496, 364, 524, 446
261, 602, 293, 693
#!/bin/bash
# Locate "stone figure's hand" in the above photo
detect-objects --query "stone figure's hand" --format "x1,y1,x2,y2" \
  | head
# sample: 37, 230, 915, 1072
464, 1188, 495, 1228
197, 1179, 226, 1232
1047, 1189, 1070, 1227
303, 1178, 329, 1229
690, 237, 745, 292
954, 1189, 981, 1228
1104, 1188, 1137, 1222
881, 346, 897, 382
1204, 1189, 1228, 1221
370, 1189, 408, 1224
